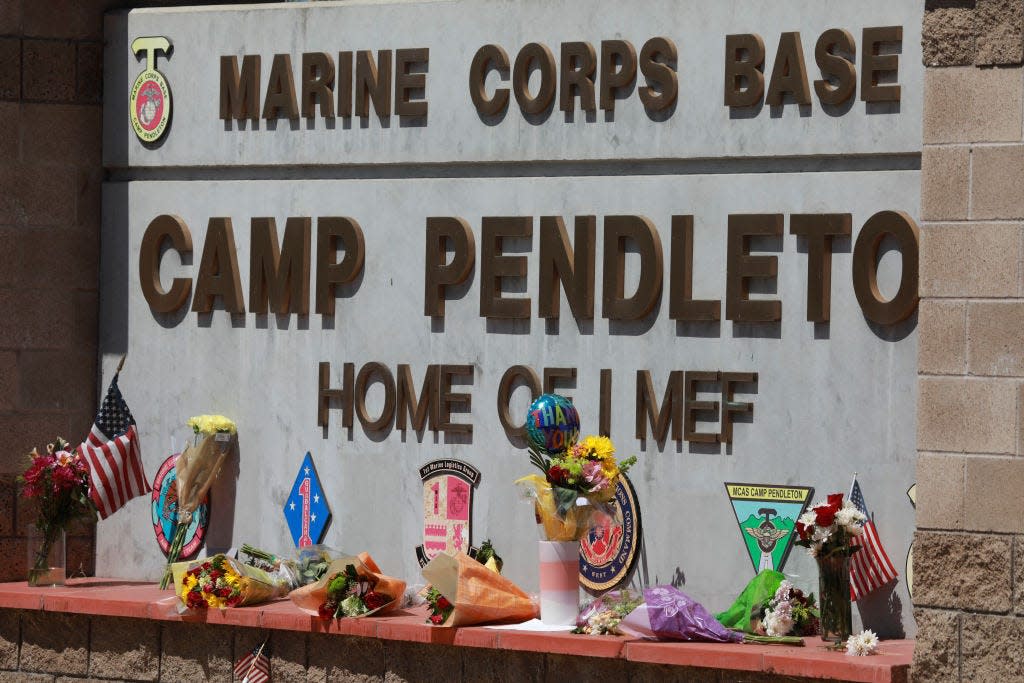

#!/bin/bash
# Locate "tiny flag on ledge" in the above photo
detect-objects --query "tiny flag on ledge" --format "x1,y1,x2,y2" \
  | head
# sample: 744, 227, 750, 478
849, 476, 898, 601
80, 370, 149, 519
234, 640, 270, 683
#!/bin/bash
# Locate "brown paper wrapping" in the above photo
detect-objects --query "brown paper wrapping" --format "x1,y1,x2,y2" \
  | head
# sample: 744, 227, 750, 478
289, 552, 406, 617
422, 552, 538, 627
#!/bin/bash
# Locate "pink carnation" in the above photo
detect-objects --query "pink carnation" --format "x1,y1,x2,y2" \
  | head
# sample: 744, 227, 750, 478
582, 460, 609, 492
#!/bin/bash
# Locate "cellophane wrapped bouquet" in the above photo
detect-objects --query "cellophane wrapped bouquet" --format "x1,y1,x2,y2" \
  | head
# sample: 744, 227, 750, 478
289, 553, 405, 619
178, 553, 289, 610
421, 543, 536, 627
160, 414, 237, 589
518, 435, 636, 541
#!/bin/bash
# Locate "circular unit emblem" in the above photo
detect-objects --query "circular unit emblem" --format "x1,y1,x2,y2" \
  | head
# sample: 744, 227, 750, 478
129, 69, 171, 143
579, 473, 642, 592
151, 453, 210, 559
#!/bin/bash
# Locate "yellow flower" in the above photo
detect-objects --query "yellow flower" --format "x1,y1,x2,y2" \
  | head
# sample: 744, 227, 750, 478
181, 574, 198, 599
188, 414, 237, 435
581, 435, 615, 460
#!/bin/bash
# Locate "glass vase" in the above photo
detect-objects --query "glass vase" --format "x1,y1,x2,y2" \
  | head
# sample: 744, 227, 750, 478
816, 552, 852, 643
27, 527, 66, 587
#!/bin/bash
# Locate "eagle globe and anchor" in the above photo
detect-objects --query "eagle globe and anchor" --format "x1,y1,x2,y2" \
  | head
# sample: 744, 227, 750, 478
129, 36, 172, 143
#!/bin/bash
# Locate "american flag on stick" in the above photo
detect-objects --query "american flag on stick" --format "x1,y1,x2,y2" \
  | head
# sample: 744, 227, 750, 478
234, 640, 270, 683
79, 358, 150, 519
848, 475, 898, 601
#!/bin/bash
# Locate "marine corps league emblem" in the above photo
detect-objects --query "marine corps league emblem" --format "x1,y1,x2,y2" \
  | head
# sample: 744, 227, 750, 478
415, 459, 480, 567
579, 474, 642, 592
129, 36, 172, 143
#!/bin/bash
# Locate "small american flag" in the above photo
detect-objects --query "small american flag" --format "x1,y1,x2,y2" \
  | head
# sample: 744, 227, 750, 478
79, 371, 149, 519
234, 641, 270, 683
849, 476, 898, 601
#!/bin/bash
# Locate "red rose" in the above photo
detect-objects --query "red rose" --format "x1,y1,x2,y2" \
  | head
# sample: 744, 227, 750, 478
827, 493, 844, 509
547, 465, 569, 485
363, 591, 389, 611
208, 570, 222, 579
429, 614, 444, 625
216, 588, 231, 598
318, 601, 337, 619
796, 521, 809, 540
813, 504, 836, 527
436, 596, 452, 611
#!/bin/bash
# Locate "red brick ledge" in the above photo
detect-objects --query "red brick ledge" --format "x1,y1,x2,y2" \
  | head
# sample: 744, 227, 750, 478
0, 579, 912, 682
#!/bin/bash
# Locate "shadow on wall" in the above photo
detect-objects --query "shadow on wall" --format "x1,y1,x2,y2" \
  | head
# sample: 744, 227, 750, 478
100, 183, 130, 361
203, 437, 240, 555
857, 580, 906, 639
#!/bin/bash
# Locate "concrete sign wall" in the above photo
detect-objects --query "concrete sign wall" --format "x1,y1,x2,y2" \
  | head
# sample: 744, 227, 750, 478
100, 0, 923, 635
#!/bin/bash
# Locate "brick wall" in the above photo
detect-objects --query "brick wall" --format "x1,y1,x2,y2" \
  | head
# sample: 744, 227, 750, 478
0, 1, 119, 582
0, 609, 842, 683
913, 1, 1024, 681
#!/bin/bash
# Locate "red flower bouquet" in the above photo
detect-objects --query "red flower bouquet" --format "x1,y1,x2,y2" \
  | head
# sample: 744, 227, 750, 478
18, 437, 96, 585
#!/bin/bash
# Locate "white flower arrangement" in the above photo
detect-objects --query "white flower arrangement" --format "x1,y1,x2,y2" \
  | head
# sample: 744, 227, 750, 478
845, 629, 879, 656
760, 580, 818, 637
795, 493, 866, 558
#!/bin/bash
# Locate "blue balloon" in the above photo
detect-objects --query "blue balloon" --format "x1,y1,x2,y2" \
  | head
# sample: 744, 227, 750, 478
525, 393, 580, 455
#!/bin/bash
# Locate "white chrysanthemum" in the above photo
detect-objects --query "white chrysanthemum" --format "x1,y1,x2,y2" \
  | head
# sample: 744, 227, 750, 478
799, 510, 818, 527
764, 609, 794, 637
835, 506, 859, 528
845, 629, 879, 656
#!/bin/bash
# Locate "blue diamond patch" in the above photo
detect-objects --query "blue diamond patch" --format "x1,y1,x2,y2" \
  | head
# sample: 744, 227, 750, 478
283, 452, 331, 548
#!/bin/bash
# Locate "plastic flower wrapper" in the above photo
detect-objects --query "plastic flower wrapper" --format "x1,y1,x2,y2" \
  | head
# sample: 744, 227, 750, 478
289, 553, 406, 619
239, 543, 344, 589
715, 569, 786, 632
616, 586, 743, 643
574, 590, 644, 635
160, 414, 238, 588
421, 551, 537, 627
178, 554, 289, 611
518, 435, 636, 541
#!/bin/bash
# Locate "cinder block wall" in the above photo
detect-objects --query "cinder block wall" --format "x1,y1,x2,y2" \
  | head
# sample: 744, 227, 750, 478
913, 1, 1024, 681
0, 0, 113, 581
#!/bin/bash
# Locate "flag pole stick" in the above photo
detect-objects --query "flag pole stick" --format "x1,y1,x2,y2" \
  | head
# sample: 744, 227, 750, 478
116, 354, 127, 374
849, 471, 858, 498
242, 638, 268, 683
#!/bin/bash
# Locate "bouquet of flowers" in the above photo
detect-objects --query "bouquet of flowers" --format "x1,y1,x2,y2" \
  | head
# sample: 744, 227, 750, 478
609, 586, 745, 643
759, 580, 819, 637
290, 553, 405, 619
574, 590, 644, 635
18, 437, 96, 585
421, 550, 536, 627
794, 493, 865, 558
518, 435, 636, 541
240, 543, 343, 589
160, 414, 237, 589
178, 554, 288, 610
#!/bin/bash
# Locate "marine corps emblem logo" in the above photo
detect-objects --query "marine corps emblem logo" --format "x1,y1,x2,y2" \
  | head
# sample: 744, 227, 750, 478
129, 36, 172, 143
